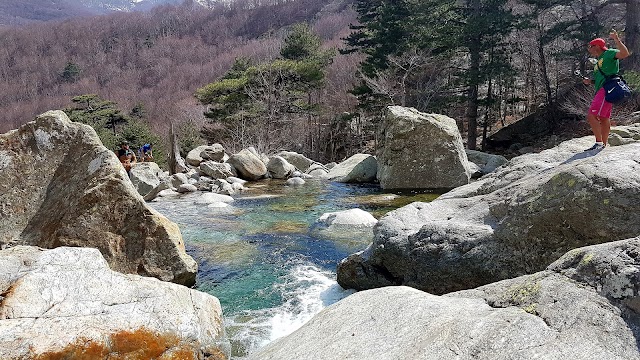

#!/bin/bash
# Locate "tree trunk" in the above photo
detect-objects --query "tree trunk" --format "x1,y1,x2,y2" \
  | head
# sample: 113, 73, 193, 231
626, 0, 640, 71
538, 22, 553, 105
168, 122, 178, 175
466, 44, 480, 150
466, 0, 481, 150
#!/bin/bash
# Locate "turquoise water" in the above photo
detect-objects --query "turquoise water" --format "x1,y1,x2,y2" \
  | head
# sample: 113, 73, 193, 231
149, 179, 439, 358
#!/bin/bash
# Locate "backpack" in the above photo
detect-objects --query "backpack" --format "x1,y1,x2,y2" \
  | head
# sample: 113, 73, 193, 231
597, 66, 632, 104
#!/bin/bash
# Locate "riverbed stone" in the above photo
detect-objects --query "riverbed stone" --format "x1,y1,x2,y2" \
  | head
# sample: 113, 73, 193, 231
201, 143, 226, 162
465, 149, 508, 176
227, 149, 268, 181
171, 172, 190, 188
0, 111, 197, 286
186, 145, 209, 166
130, 162, 162, 196
326, 154, 377, 183
338, 137, 640, 294
306, 163, 329, 177
311, 209, 378, 244
195, 192, 235, 204
253, 239, 640, 360
177, 184, 198, 193
267, 156, 296, 179
286, 177, 305, 186
200, 161, 237, 179
277, 151, 314, 172
377, 106, 470, 190
0, 246, 230, 360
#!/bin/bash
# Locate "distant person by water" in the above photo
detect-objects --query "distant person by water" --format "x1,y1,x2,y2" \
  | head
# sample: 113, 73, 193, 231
116, 140, 136, 176
582, 30, 630, 151
139, 143, 153, 162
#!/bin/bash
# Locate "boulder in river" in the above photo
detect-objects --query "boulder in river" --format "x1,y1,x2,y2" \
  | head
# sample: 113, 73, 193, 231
325, 154, 377, 183
277, 151, 314, 172
376, 106, 471, 190
227, 149, 268, 181
267, 156, 296, 179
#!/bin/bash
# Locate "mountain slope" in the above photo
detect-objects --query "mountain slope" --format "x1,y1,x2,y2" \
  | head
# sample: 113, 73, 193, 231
0, 0, 96, 25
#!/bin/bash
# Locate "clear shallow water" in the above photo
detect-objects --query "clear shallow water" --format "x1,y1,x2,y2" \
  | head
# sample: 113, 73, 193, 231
149, 179, 439, 358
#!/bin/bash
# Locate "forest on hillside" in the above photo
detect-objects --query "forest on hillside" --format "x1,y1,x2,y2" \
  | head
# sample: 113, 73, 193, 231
1, 0, 639, 162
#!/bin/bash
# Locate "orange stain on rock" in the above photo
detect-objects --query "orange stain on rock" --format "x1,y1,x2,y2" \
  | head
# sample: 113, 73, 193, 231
33, 328, 206, 360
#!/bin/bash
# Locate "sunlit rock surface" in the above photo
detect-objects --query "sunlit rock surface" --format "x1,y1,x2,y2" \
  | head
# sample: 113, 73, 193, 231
0, 111, 197, 285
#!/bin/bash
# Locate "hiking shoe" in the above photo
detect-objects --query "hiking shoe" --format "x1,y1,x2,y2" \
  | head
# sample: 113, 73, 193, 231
584, 143, 604, 151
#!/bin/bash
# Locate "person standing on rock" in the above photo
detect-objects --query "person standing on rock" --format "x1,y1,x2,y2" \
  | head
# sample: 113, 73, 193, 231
116, 140, 137, 176
582, 30, 630, 151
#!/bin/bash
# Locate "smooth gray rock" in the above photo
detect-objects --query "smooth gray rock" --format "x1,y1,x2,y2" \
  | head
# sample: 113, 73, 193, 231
267, 156, 296, 179
254, 239, 640, 360
0, 246, 230, 360
171, 172, 190, 188
466, 149, 508, 176
306, 163, 329, 177
338, 137, 640, 294
326, 154, 377, 183
609, 124, 640, 146
143, 180, 172, 202
177, 183, 197, 193
0, 111, 197, 286
227, 149, 268, 181
200, 143, 226, 162
227, 176, 247, 185
377, 106, 470, 190
277, 151, 314, 172
195, 176, 214, 191
311, 209, 378, 243
129, 162, 161, 196
200, 161, 237, 179
212, 178, 235, 195
195, 192, 235, 205
286, 177, 306, 186
186, 145, 210, 167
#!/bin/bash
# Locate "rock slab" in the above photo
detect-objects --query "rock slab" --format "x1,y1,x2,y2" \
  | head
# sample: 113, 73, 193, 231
338, 137, 640, 294
0, 246, 230, 360
253, 238, 640, 360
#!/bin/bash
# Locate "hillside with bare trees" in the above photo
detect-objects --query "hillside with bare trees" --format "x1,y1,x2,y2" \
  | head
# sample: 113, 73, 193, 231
0, 0, 359, 153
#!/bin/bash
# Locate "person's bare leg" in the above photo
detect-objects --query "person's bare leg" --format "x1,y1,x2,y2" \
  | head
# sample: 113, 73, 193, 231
587, 113, 603, 143
600, 116, 611, 145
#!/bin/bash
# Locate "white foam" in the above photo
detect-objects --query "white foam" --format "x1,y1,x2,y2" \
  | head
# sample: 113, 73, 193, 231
226, 264, 355, 357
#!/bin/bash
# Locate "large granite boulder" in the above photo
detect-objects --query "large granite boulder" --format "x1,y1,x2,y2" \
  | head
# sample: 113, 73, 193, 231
338, 137, 640, 294
267, 156, 296, 179
227, 149, 268, 181
252, 239, 640, 360
0, 246, 230, 360
130, 161, 162, 196
0, 111, 197, 286
325, 154, 377, 183
277, 151, 314, 172
377, 106, 471, 190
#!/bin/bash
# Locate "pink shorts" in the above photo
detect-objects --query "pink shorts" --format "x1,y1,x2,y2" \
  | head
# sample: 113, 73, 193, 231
589, 88, 612, 119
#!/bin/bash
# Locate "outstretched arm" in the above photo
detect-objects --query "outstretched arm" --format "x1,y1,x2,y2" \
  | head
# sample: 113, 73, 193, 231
611, 30, 631, 59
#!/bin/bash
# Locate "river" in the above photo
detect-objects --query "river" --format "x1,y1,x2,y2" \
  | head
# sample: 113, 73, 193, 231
149, 179, 438, 358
